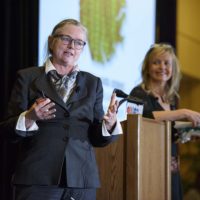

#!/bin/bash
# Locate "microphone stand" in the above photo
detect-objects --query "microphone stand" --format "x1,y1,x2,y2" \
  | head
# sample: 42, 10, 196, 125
117, 96, 144, 112
113, 88, 144, 112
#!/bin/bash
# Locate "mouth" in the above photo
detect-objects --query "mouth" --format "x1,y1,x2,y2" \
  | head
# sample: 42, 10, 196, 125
64, 51, 73, 56
157, 71, 167, 76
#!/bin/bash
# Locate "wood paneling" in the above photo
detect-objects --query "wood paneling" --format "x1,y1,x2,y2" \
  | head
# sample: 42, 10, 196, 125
96, 115, 171, 200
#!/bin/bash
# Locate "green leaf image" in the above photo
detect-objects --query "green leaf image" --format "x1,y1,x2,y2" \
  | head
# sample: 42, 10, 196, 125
80, 0, 126, 63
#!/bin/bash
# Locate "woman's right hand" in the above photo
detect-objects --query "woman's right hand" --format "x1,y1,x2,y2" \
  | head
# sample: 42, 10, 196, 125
25, 98, 56, 128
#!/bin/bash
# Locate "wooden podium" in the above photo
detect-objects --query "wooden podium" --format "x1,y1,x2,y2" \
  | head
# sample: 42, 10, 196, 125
96, 114, 171, 200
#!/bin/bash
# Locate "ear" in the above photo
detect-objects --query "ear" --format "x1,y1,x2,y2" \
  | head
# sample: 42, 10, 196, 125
48, 36, 54, 53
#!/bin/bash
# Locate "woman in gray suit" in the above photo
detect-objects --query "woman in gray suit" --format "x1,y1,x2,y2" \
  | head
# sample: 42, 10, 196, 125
1, 19, 122, 200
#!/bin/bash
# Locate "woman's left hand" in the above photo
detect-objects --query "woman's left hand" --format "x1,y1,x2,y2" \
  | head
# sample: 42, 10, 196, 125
103, 92, 119, 131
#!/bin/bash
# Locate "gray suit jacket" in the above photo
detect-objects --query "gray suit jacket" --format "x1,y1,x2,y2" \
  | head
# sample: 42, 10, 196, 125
0, 66, 118, 188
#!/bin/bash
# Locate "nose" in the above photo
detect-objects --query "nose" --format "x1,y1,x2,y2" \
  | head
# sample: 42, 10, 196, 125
67, 39, 75, 49
159, 61, 166, 69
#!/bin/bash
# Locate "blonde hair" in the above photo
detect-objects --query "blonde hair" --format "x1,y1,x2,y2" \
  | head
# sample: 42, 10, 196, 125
51, 19, 87, 36
141, 43, 181, 103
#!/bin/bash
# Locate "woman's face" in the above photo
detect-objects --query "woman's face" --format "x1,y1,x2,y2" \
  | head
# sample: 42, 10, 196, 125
148, 52, 173, 84
49, 24, 86, 67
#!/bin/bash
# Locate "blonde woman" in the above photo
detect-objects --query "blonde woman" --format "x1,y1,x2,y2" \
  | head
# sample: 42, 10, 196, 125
130, 43, 200, 200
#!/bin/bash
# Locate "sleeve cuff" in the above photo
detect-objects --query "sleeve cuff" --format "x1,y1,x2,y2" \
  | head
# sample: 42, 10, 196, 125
16, 111, 39, 131
102, 119, 123, 136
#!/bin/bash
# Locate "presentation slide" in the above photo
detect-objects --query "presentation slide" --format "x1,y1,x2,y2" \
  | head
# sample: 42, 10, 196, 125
39, 0, 156, 120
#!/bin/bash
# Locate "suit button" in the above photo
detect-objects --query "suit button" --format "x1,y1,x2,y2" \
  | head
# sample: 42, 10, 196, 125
63, 137, 68, 142
63, 124, 69, 129
64, 112, 70, 117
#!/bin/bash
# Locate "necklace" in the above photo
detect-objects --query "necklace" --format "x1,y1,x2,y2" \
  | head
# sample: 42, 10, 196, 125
160, 95, 166, 103
151, 90, 166, 103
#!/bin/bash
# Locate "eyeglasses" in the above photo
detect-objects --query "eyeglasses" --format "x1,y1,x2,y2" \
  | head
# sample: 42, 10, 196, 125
53, 34, 86, 50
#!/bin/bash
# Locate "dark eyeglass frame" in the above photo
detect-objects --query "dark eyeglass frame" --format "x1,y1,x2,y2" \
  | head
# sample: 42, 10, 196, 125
53, 34, 86, 50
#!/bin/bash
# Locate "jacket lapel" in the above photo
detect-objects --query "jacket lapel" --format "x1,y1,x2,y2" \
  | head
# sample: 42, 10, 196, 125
66, 72, 88, 105
34, 71, 88, 110
34, 73, 68, 109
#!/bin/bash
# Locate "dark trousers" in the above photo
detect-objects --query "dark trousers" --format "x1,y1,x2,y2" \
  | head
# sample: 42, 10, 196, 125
13, 185, 96, 200
172, 172, 183, 200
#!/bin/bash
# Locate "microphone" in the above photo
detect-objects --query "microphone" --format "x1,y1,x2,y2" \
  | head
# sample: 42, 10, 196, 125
113, 88, 128, 98
75, 86, 81, 93
113, 88, 144, 106
113, 88, 144, 114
